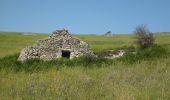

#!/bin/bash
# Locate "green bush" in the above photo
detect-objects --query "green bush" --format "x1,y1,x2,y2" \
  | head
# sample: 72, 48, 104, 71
119, 45, 169, 64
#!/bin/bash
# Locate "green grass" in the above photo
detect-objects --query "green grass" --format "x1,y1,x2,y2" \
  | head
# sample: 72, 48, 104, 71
0, 32, 170, 100
0, 32, 47, 57
1, 58, 170, 100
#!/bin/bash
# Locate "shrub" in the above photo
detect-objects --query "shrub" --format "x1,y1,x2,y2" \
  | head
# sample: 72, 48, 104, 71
118, 45, 169, 64
134, 25, 154, 49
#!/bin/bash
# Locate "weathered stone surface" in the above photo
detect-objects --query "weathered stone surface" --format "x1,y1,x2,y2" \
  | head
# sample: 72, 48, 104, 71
18, 29, 95, 61
104, 50, 125, 59
97, 49, 125, 59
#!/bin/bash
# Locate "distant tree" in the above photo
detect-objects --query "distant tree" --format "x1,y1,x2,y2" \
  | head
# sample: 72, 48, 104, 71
134, 25, 154, 49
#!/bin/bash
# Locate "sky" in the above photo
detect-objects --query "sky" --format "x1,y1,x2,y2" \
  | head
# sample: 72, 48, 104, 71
0, 0, 170, 34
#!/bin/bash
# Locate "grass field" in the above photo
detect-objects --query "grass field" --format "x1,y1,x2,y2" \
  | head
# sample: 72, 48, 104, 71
0, 32, 170, 100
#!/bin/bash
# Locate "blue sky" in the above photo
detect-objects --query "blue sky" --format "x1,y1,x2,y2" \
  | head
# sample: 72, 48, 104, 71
0, 0, 170, 34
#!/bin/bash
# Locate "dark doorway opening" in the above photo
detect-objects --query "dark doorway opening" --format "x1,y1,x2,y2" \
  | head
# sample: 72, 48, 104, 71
61, 50, 70, 58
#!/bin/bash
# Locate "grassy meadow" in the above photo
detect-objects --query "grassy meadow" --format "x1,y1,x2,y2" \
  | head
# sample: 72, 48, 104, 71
0, 32, 170, 100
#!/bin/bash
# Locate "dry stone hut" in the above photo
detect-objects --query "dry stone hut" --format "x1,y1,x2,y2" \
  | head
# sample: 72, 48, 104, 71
104, 31, 112, 36
18, 29, 95, 61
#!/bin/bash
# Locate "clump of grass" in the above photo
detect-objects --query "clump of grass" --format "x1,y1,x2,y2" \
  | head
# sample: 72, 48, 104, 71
119, 45, 169, 64
0, 45, 168, 72
0, 54, 113, 72
0, 54, 57, 72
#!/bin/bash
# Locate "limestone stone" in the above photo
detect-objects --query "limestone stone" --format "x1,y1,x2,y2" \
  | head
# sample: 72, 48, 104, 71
103, 49, 125, 59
